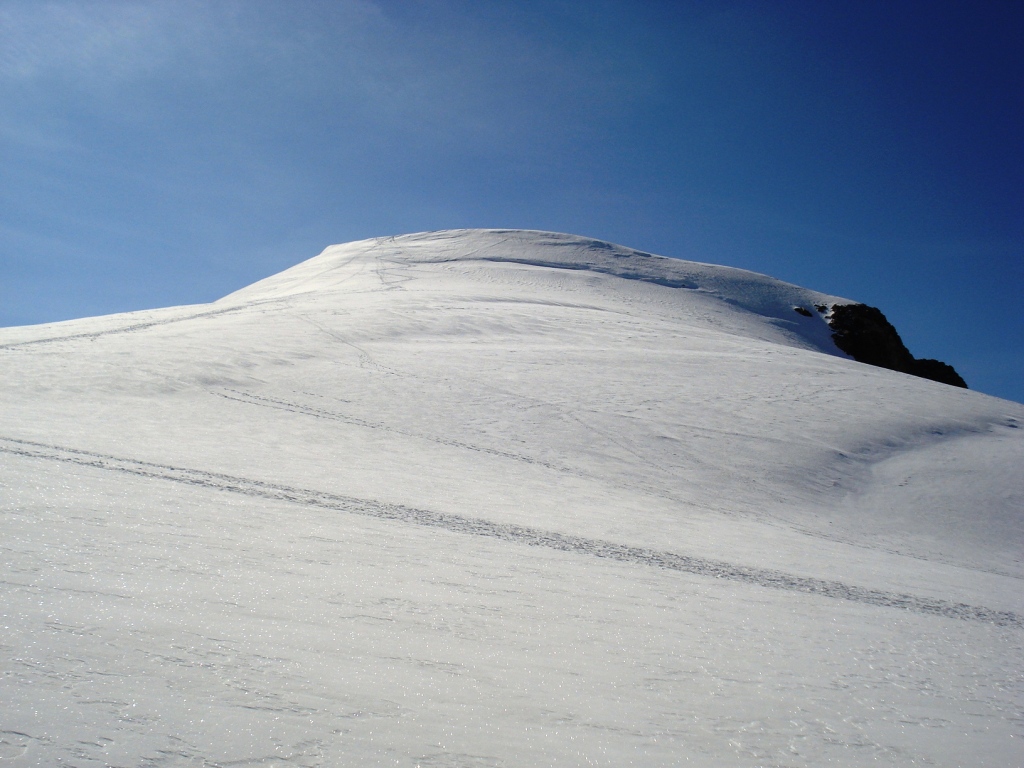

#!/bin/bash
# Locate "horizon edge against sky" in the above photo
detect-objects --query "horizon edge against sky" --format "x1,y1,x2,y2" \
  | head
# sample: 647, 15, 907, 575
2, 1, 1020, 402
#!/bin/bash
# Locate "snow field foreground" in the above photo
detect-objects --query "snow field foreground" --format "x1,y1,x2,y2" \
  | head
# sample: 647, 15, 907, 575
1, 230, 1022, 766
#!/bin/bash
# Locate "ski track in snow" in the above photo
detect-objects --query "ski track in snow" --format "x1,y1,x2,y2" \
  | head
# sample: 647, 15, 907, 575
0, 300, 279, 351
217, 384, 725, 512
2, 435, 1019, 629
216, 388, 569, 471
216, 387, 1024, 583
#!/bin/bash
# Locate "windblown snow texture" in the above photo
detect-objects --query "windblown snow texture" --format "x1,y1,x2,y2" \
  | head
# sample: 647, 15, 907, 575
1, 229, 1021, 767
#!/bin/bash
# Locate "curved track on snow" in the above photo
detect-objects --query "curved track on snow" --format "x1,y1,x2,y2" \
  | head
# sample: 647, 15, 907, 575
2, 435, 1018, 629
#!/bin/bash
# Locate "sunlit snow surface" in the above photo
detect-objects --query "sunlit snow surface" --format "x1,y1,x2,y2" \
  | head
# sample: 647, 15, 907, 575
2, 230, 1022, 767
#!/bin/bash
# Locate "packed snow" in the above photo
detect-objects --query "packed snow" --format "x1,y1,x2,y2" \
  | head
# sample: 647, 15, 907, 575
1, 229, 1021, 767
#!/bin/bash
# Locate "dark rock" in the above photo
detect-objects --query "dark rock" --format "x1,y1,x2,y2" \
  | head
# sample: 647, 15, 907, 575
827, 303, 967, 388
793, 306, 813, 317
908, 358, 968, 388
827, 304, 913, 370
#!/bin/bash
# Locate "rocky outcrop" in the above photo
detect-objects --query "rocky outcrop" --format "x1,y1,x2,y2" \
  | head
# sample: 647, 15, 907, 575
826, 303, 967, 388
905, 358, 967, 387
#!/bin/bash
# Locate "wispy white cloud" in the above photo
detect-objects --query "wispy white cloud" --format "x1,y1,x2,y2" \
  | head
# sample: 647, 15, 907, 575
0, 0, 383, 85
0, 1, 200, 81
0, 0, 649, 149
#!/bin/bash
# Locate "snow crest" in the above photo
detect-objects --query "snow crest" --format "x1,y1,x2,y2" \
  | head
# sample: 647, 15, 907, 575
2, 229, 1022, 767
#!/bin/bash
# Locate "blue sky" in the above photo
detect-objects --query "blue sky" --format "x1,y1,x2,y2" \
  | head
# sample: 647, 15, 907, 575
2, 0, 1021, 402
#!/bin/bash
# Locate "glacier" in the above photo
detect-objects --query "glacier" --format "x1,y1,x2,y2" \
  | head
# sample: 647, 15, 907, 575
1, 229, 1021, 766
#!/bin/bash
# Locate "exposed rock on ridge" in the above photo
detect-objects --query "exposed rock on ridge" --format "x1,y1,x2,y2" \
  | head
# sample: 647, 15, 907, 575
826, 303, 967, 388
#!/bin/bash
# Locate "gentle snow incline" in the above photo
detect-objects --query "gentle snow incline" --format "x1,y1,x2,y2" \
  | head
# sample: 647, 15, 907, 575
2, 435, 1018, 628
2, 230, 1022, 767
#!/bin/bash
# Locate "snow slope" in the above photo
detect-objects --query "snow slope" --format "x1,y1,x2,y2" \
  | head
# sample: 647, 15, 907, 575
1, 229, 1021, 767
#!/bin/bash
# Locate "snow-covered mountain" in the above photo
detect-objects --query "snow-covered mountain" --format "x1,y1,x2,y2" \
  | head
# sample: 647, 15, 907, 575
2, 229, 1021, 767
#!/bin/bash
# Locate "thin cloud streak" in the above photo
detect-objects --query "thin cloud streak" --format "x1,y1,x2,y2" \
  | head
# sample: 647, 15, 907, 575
0, 1, 204, 82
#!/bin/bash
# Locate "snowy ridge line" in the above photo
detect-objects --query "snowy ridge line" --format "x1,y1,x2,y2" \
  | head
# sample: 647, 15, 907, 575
406, 255, 701, 290
2, 435, 1020, 628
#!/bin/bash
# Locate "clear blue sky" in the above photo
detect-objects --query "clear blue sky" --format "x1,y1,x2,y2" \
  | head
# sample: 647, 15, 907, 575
2, 0, 1021, 402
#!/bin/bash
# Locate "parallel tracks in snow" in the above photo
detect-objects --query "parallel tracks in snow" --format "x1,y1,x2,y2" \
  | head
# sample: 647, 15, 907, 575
1, 435, 1020, 628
